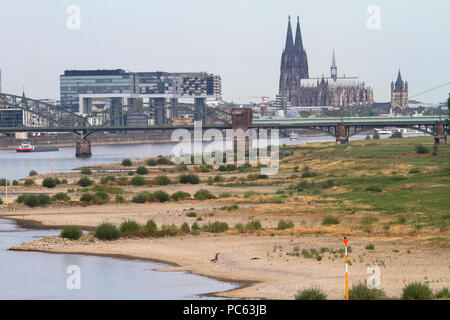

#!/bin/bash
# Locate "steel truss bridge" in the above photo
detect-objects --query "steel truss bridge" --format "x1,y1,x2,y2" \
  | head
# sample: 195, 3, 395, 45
0, 93, 448, 138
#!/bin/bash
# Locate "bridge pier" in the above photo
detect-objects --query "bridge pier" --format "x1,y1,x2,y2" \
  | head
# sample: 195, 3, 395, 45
232, 108, 253, 152
76, 140, 92, 158
336, 122, 349, 144
434, 121, 447, 145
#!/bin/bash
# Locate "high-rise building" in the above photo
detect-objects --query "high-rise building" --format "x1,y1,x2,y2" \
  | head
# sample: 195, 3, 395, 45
391, 70, 408, 110
0, 69, 2, 93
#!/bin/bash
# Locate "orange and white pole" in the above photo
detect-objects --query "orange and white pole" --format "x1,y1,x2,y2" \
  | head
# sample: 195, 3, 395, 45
343, 236, 349, 300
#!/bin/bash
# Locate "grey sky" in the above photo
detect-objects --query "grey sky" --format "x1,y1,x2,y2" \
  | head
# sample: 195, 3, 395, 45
0, 0, 448, 103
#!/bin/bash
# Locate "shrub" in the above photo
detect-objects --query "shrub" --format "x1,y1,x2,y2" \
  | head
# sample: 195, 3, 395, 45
226, 164, 237, 171
220, 204, 239, 211
214, 175, 224, 183
115, 195, 125, 203
24, 179, 35, 186
61, 179, 68, 184
179, 173, 200, 184
234, 223, 245, 233
80, 193, 94, 203
373, 132, 380, 139
132, 192, 149, 203
77, 177, 93, 187
136, 166, 149, 175
181, 222, 190, 233
301, 170, 318, 178
401, 282, 433, 300
434, 288, 450, 299
277, 220, 294, 230
94, 191, 110, 203
365, 243, 375, 250
186, 212, 197, 217
322, 216, 339, 225
42, 177, 57, 188
15, 194, 26, 203
51, 192, 71, 202
365, 135, 371, 140
194, 189, 216, 200
390, 131, 403, 138
295, 287, 327, 300
100, 176, 116, 184
95, 223, 120, 241
0, 198, 3, 205
147, 159, 157, 166
131, 175, 146, 186
146, 220, 158, 233
120, 219, 141, 233
365, 185, 382, 192
121, 158, 133, 166
206, 221, 229, 233
60, 226, 83, 240
171, 191, 191, 201
81, 168, 92, 175
29, 170, 38, 176
22, 194, 51, 207
156, 157, 172, 165
0, 179, 9, 186
154, 175, 170, 185
175, 163, 188, 171
128, 171, 135, 176
349, 282, 386, 300
12, 180, 19, 186
245, 220, 262, 231
409, 168, 420, 174
218, 165, 227, 172
415, 144, 429, 154
153, 190, 170, 203
93, 185, 123, 194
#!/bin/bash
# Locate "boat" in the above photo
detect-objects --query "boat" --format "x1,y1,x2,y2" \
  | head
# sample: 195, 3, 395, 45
16, 142, 59, 153
374, 128, 393, 135
289, 132, 300, 140
16, 141, 35, 152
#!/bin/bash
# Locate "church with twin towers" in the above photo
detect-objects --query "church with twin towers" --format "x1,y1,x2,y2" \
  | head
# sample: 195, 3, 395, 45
279, 16, 373, 107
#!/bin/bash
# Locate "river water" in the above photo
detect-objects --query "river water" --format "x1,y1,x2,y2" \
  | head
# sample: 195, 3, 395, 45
0, 132, 425, 299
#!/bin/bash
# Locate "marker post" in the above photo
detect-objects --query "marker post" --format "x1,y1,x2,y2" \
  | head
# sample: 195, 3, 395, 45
343, 236, 349, 300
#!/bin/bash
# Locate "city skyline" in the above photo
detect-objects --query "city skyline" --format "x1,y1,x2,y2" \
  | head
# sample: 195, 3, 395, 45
0, 0, 449, 104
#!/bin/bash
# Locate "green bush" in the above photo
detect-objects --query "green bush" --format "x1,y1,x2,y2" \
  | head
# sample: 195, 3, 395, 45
390, 131, 403, 138
155, 175, 170, 185
94, 191, 110, 203
132, 192, 149, 203
218, 165, 227, 172
226, 164, 237, 171
322, 216, 339, 225
81, 168, 92, 175
60, 226, 83, 240
171, 191, 191, 201
120, 219, 141, 233
245, 220, 262, 231
434, 287, 450, 299
181, 222, 190, 233
409, 168, 420, 174
415, 144, 429, 154
194, 189, 216, 200
93, 185, 123, 194
24, 179, 35, 186
51, 192, 71, 202
42, 177, 57, 188
373, 132, 380, 139
220, 204, 239, 211
365, 243, 375, 250
153, 190, 170, 203
156, 157, 172, 165
12, 180, 19, 186
128, 171, 135, 176
0, 198, 3, 205
401, 282, 433, 300
277, 220, 294, 230
121, 158, 133, 166
136, 166, 149, 175
115, 195, 125, 203
80, 193, 94, 203
95, 223, 120, 241
186, 212, 197, 217
131, 175, 146, 186
206, 221, 229, 233
349, 282, 386, 300
365, 185, 382, 192
147, 159, 157, 166
0, 179, 9, 186
29, 170, 38, 176
234, 223, 245, 233
77, 177, 93, 187
100, 176, 116, 184
146, 220, 158, 233
179, 173, 200, 184
295, 287, 327, 300
21, 194, 51, 207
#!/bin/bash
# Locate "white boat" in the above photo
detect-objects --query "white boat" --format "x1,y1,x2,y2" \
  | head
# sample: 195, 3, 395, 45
374, 128, 392, 135
289, 132, 300, 140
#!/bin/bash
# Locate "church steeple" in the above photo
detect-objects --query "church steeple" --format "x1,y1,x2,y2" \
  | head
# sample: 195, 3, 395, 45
395, 70, 404, 91
284, 16, 294, 52
330, 49, 337, 81
294, 16, 304, 52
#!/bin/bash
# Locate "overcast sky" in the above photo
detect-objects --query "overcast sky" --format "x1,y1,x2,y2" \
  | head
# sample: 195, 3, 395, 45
0, 0, 448, 103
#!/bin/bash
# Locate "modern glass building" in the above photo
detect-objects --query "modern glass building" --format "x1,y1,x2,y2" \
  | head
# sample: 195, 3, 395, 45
60, 69, 138, 113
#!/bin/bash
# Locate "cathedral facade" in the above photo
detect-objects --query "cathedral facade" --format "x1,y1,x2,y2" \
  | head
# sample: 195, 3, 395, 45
279, 17, 374, 107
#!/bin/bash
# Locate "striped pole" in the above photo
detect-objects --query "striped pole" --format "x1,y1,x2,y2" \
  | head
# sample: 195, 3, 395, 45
343, 236, 349, 300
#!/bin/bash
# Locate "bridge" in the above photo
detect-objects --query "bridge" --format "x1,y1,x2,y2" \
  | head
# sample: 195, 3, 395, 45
0, 93, 448, 157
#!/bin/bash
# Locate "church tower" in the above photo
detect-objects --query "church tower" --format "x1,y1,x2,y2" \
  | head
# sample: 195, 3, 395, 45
330, 49, 337, 81
391, 70, 408, 110
279, 16, 309, 107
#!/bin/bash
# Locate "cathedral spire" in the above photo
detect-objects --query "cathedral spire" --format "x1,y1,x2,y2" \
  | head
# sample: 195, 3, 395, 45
330, 49, 337, 81
284, 16, 294, 52
395, 70, 403, 91
294, 16, 304, 52
332, 48, 336, 67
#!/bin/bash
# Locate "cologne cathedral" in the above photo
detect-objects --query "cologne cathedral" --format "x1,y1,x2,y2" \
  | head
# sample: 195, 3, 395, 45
279, 16, 373, 107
